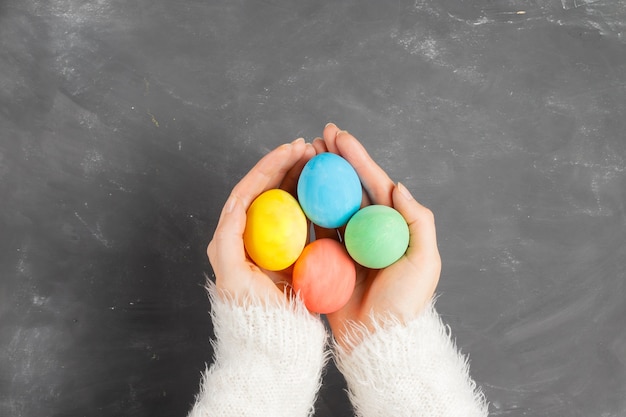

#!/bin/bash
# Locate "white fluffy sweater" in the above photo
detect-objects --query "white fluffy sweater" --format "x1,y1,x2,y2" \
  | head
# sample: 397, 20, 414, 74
188, 284, 488, 417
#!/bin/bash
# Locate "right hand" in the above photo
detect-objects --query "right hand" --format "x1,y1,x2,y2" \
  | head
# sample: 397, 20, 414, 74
313, 124, 442, 349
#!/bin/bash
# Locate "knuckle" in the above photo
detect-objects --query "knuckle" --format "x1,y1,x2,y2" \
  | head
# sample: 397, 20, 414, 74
417, 205, 435, 223
207, 239, 216, 260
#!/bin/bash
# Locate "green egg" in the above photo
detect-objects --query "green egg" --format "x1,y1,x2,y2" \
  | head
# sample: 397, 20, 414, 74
344, 205, 409, 269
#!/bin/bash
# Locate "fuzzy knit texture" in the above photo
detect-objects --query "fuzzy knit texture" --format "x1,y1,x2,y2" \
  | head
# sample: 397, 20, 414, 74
188, 282, 488, 417
188, 282, 329, 417
334, 303, 489, 417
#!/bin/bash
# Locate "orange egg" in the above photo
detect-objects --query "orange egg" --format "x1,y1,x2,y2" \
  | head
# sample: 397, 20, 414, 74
293, 238, 356, 314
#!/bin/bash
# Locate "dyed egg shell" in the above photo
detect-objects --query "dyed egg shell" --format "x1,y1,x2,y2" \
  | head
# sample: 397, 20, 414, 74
344, 205, 409, 269
297, 153, 362, 229
243, 189, 308, 271
293, 238, 356, 314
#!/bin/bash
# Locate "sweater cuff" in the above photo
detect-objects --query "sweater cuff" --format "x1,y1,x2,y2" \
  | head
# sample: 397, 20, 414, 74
334, 303, 488, 417
189, 282, 329, 417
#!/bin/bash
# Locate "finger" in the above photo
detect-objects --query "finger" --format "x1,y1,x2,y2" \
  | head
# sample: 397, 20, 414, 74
207, 195, 248, 279
312, 137, 328, 154
280, 142, 316, 196
335, 131, 394, 206
361, 188, 372, 207
392, 183, 441, 268
231, 139, 307, 209
322, 123, 341, 153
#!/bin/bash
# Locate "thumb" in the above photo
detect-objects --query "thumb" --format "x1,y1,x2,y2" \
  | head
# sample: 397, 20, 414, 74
392, 183, 441, 267
207, 194, 248, 279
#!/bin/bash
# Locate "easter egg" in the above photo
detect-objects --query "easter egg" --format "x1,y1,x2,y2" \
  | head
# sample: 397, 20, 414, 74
297, 153, 362, 229
293, 238, 356, 314
243, 189, 308, 271
344, 205, 409, 269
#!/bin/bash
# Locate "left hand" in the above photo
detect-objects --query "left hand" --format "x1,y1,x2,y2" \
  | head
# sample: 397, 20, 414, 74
207, 138, 316, 305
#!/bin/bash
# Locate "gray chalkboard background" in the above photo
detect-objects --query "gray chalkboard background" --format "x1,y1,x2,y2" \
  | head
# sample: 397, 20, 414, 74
1, 0, 625, 416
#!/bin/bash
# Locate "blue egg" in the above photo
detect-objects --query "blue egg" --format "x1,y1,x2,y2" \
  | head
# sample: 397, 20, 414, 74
297, 153, 362, 228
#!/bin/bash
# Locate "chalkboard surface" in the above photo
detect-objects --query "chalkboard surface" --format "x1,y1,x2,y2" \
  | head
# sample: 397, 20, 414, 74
1, 1, 625, 416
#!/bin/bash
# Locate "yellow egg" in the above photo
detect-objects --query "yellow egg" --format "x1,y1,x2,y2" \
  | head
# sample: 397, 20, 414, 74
243, 189, 308, 271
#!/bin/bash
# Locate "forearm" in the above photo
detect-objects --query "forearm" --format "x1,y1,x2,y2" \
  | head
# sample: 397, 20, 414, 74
335, 302, 488, 417
189, 282, 328, 417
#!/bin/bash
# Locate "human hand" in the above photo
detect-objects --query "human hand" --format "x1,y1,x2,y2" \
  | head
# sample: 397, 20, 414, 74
207, 138, 315, 305
312, 124, 441, 349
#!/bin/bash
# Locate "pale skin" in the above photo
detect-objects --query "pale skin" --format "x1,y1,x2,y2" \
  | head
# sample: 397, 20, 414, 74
207, 124, 441, 349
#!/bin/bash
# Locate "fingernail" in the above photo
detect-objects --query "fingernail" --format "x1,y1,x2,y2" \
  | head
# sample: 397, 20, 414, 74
336, 130, 348, 138
225, 195, 237, 213
397, 182, 414, 200
325, 122, 335, 128
292, 137, 305, 145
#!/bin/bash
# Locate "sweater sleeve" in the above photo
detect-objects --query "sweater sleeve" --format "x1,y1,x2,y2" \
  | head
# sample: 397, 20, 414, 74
188, 282, 329, 417
334, 303, 489, 417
